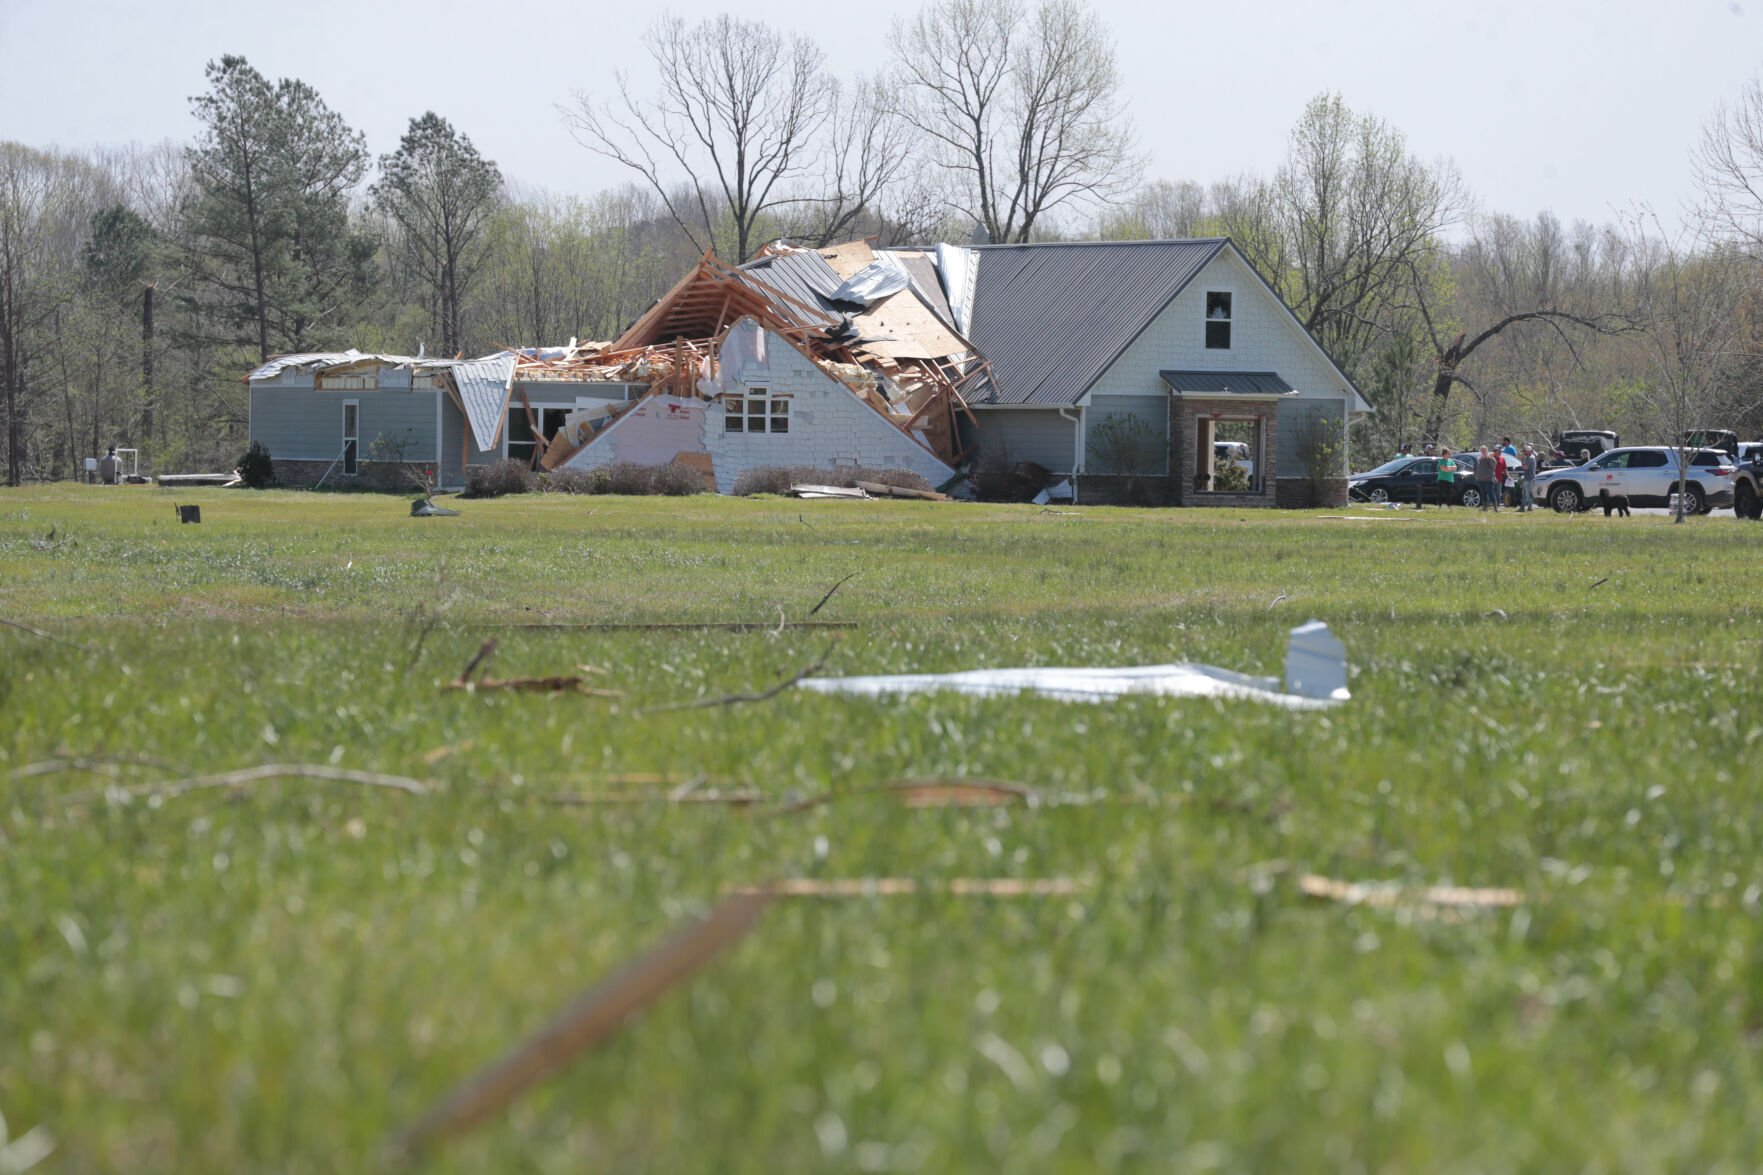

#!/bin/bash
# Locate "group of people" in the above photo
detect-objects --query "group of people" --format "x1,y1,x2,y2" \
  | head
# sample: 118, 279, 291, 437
1396, 437, 1541, 511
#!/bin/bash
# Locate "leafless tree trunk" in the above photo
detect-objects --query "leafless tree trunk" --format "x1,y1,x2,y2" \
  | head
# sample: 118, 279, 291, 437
563, 15, 833, 261
1696, 73, 1763, 259
893, 0, 1138, 243
1623, 214, 1753, 522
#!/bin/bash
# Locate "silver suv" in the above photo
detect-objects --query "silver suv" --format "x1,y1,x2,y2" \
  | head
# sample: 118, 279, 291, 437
1533, 447, 1737, 514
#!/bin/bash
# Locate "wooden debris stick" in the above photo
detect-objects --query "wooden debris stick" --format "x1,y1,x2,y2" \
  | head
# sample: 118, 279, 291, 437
444, 639, 622, 695
638, 643, 837, 714
807, 572, 857, 618
775, 778, 1038, 815
1297, 873, 1525, 910
387, 890, 772, 1160
541, 789, 765, 808
0, 616, 94, 652
732, 877, 1083, 898
57, 764, 434, 807
493, 621, 855, 633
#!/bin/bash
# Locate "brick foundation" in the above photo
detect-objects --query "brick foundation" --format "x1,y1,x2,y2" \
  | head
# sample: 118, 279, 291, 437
1275, 478, 1349, 508
1074, 475, 1176, 506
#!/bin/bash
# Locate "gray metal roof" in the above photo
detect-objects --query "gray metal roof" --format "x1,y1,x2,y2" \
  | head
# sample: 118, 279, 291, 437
1160, 370, 1295, 395
737, 252, 846, 313
963, 239, 1228, 406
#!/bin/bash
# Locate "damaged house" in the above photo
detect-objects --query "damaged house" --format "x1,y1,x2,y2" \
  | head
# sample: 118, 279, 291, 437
244, 236, 1365, 505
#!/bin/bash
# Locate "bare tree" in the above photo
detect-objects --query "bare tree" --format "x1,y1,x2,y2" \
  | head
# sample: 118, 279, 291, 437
799, 77, 916, 247
563, 15, 833, 261
893, 0, 1138, 243
1695, 73, 1763, 258
1221, 94, 1464, 376
1623, 215, 1754, 521
1096, 179, 1210, 240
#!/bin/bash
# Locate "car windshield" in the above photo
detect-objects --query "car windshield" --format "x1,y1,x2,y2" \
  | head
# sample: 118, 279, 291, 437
1356, 458, 1413, 478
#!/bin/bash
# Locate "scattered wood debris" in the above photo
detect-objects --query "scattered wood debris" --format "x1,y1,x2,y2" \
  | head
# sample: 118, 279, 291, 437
807, 572, 857, 617
0, 616, 93, 652
638, 643, 837, 714
775, 778, 1037, 814
386, 890, 773, 1161
1297, 873, 1525, 911
853, 481, 949, 501
496, 621, 855, 633
444, 639, 622, 696
57, 764, 435, 807
731, 877, 1083, 898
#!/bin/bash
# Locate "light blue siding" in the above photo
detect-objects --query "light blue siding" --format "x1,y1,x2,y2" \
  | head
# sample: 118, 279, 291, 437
973, 408, 1076, 472
1084, 394, 1169, 474
1277, 398, 1347, 478
250, 387, 438, 463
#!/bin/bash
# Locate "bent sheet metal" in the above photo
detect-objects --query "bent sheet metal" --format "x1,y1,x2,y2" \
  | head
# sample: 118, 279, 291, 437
797, 621, 1349, 710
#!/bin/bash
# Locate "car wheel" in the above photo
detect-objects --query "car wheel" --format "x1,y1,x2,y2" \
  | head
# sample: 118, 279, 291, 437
1459, 486, 1482, 509
1682, 483, 1708, 516
1737, 480, 1760, 519
1367, 487, 1389, 503
1550, 483, 1582, 513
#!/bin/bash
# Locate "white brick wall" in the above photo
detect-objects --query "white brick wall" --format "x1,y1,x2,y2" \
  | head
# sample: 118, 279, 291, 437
1081, 248, 1360, 476
560, 323, 956, 493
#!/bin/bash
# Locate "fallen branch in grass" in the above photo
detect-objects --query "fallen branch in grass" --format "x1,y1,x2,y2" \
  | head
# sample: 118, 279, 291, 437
731, 877, 1084, 898
58, 763, 435, 807
774, 778, 1038, 815
1589, 577, 1609, 589
495, 621, 856, 633
444, 639, 623, 696
1297, 873, 1524, 911
541, 789, 765, 808
386, 890, 773, 1162
0, 616, 93, 652
807, 572, 857, 618
11, 751, 191, 781
638, 643, 838, 714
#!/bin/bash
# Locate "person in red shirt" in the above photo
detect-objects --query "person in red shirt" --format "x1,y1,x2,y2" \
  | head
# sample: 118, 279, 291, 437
1493, 448, 1509, 511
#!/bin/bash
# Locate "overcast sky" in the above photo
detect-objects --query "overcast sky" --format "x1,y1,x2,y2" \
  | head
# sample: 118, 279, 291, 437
2, 0, 1757, 234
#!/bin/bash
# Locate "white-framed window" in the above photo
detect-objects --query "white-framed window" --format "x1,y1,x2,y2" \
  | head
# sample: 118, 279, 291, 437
723, 388, 791, 434
341, 399, 359, 475
1205, 291, 1232, 350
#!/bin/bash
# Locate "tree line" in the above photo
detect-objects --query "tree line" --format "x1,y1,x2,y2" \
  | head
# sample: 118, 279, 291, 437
2, 0, 1760, 484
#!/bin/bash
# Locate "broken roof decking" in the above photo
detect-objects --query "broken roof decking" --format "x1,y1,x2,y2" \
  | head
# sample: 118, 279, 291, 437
961, 239, 1228, 406
452, 355, 518, 451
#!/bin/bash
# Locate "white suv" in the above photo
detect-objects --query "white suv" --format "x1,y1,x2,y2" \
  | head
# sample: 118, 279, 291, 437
1533, 447, 1737, 514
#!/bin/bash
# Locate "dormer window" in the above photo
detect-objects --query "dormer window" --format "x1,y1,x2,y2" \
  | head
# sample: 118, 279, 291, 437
1205, 292, 1232, 349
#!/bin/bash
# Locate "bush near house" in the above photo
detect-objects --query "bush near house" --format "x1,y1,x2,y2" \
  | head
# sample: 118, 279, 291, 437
463, 459, 538, 498
539, 461, 713, 497
236, 441, 275, 489
730, 465, 934, 496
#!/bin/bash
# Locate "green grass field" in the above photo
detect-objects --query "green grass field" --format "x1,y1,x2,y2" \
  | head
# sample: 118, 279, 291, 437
3, 484, 1760, 1172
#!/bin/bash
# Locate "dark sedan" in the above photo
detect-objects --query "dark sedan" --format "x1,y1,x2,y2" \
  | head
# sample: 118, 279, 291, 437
1347, 457, 1488, 507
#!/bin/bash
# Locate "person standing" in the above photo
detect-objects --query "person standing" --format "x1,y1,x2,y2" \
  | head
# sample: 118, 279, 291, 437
1436, 447, 1458, 508
1474, 446, 1497, 510
1493, 447, 1509, 511
1519, 444, 1538, 511
98, 445, 120, 485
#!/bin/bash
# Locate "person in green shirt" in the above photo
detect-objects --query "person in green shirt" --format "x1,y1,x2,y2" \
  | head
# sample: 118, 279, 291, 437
1436, 447, 1458, 508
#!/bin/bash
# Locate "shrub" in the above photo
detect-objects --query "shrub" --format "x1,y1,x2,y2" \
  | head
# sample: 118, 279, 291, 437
729, 465, 933, 496
603, 462, 657, 496
464, 459, 537, 498
541, 468, 603, 495
237, 441, 275, 489
651, 461, 713, 496
1213, 460, 1251, 492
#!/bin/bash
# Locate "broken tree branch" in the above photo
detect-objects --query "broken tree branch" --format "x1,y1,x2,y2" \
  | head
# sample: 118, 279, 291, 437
806, 572, 857, 618
386, 890, 773, 1161
57, 764, 435, 807
638, 643, 838, 714
0, 616, 93, 652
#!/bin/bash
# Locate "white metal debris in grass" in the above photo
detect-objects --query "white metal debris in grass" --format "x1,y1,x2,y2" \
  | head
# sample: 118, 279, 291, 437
797, 621, 1349, 710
